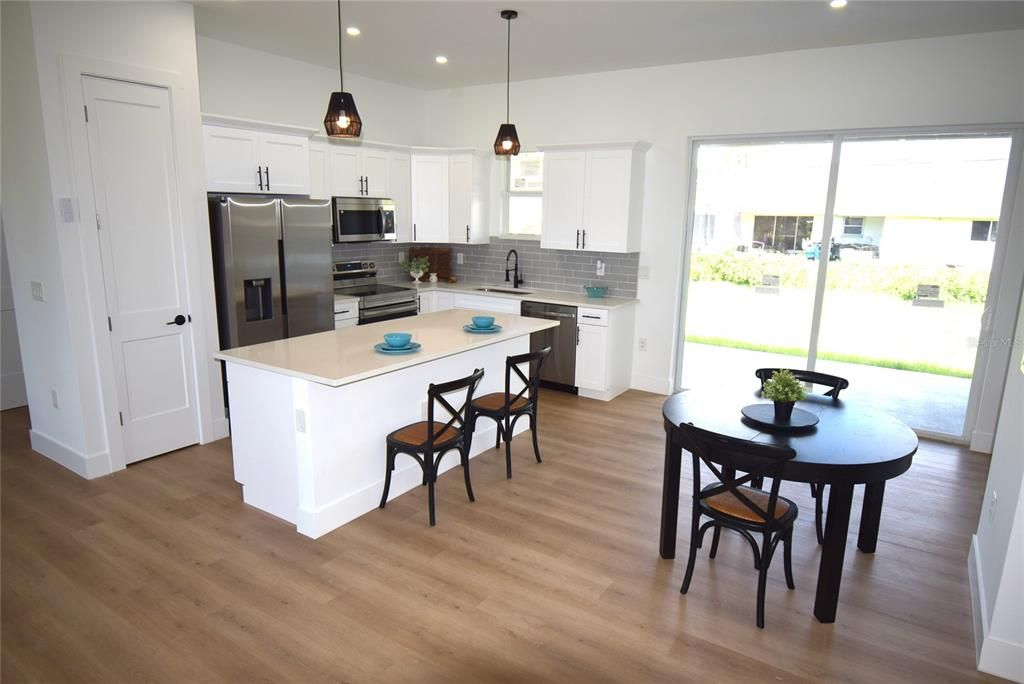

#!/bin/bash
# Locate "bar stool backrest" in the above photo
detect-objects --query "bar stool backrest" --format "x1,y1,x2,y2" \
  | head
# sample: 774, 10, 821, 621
427, 368, 485, 444
505, 347, 551, 409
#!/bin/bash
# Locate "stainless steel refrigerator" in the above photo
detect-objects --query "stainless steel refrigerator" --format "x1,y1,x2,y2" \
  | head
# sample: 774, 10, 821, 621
209, 195, 334, 349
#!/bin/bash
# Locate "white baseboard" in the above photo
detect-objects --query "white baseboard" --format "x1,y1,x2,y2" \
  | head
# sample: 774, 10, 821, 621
297, 421, 511, 539
202, 417, 230, 443
630, 372, 673, 395
29, 429, 111, 479
968, 535, 989, 667
969, 429, 995, 455
970, 534, 1024, 682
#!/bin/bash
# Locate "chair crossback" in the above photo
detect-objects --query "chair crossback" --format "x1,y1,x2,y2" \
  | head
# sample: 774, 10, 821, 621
755, 368, 849, 399
679, 422, 796, 526
427, 368, 485, 444
504, 347, 551, 409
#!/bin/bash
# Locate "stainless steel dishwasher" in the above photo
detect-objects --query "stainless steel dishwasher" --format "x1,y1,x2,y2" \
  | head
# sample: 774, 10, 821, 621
521, 301, 578, 393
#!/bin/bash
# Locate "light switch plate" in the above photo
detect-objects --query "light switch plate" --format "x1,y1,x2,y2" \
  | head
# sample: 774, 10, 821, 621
294, 409, 306, 434
30, 281, 45, 302
457, 253, 465, 265
638, 265, 651, 280
58, 197, 76, 223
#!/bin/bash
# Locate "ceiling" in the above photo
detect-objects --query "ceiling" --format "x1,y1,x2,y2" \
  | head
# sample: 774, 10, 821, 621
193, 1, 1024, 90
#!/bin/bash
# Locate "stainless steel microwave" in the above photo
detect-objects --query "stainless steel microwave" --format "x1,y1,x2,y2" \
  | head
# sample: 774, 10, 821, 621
332, 197, 396, 243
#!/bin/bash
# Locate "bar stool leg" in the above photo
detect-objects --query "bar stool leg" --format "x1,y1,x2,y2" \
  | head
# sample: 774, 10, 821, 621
461, 446, 475, 502
504, 415, 513, 479
379, 447, 395, 509
427, 456, 437, 526
530, 412, 542, 463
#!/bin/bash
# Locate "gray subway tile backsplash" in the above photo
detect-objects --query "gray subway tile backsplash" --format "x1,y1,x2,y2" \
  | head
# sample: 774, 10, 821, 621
332, 237, 639, 298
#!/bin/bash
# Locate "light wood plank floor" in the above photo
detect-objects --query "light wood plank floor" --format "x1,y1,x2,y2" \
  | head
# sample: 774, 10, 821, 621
1, 390, 999, 682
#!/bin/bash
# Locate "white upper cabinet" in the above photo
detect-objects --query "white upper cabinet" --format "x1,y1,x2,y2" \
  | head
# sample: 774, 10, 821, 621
388, 152, 413, 242
328, 146, 361, 196
361, 149, 389, 197
203, 122, 310, 195
326, 143, 391, 198
538, 142, 648, 253
540, 150, 587, 250
309, 140, 330, 200
448, 151, 490, 244
410, 153, 449, 243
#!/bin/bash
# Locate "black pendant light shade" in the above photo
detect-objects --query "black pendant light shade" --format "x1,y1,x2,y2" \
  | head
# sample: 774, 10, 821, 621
494, 123, 521, 155
324, 91, 362, 138
494, 9, 520, 156
325, 0, 362, 138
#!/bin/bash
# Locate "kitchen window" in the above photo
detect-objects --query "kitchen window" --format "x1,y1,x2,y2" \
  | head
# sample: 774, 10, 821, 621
971, 220, 998, 242
505, 152, 543, 237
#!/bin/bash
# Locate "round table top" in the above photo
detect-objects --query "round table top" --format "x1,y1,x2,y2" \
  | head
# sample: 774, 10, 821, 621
662, 390, 919, 485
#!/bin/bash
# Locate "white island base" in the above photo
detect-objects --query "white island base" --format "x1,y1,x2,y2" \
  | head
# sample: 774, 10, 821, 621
217, 311, 557, 538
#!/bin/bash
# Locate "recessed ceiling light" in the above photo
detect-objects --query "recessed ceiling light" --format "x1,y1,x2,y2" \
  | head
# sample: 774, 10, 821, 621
829, 0, 847, 8
346, 26, 360, 36
435, 55, 449, 64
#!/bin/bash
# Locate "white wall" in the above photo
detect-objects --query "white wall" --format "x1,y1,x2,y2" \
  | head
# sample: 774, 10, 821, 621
196, 36, 426, 146
422, 29, 1024, 394
1, 228, 28, 410
971, 291, 1024, 682
1, 1, 225, 476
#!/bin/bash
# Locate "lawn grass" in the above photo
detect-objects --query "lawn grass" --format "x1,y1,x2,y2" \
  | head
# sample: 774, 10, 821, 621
686, 335, 973, 379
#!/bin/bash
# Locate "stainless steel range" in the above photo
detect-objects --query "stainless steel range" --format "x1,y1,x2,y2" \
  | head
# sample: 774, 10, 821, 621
333, 259, 418, 325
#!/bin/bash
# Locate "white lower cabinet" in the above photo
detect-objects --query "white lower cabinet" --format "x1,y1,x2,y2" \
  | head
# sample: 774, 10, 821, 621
575, 305, 635, 401
435, 292, 454, 311
451, 293, 521, 315
417, 290, 454, 315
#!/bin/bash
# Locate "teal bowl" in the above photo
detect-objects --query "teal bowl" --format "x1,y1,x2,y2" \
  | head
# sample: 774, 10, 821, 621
471, 316, 495, 329
383, 332, 412, 349
585, 286, 607, 298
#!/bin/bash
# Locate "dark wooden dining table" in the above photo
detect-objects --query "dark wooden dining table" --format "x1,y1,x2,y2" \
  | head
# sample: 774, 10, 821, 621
660, 389, 918, 623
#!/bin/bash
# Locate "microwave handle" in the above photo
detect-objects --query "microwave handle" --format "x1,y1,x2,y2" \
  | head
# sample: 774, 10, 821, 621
378, 207, 387, 238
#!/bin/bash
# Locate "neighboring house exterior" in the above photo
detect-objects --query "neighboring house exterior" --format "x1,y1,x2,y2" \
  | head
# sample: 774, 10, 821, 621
692, 137, 1010, 267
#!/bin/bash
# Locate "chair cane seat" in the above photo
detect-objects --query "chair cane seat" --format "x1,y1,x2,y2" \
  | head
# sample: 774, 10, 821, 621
471, 392, 530, 413
388, 421, 462, 448
701, 484, 795, 524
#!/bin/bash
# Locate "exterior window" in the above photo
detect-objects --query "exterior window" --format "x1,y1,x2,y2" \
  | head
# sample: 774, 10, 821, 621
695, 214, 715, 243
971, 220, 997, 242
752, 215, 814, 252
843, 217, 864, 236
505, 152, 543, 236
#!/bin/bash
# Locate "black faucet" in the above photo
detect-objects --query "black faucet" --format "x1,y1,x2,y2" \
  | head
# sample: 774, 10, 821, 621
505, 249, 524, 288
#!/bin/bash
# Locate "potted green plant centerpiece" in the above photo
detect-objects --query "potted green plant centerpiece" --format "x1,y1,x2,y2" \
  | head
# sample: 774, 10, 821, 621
761, 369, 806, 422
402, 256, 430, 284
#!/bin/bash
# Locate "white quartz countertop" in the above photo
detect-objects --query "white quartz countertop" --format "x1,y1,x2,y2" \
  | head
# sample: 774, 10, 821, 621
213, 310, 558, 388
403, 281, 638, 310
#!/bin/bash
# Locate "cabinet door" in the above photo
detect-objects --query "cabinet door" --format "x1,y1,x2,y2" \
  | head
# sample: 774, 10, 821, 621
361, 149, 389, 197
575, 323, 608, 391
203, 125, 261, 193
417, 291, 435, 314
540, 150, 587, 250
308, 141, 330, 200
328, 146, 361, 196
582, 149, 631, 252
388, 152, 413, 242
411, 154, 449, 243
259, 133, 310, 195
435, 292, 454, 311
448, 154, 473, 243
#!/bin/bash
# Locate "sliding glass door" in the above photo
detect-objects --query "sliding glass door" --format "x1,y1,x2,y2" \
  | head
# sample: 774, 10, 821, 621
679, 130, 1017, 439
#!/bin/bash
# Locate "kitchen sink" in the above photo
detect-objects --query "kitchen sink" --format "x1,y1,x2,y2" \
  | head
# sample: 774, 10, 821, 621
474, 287, 534, 295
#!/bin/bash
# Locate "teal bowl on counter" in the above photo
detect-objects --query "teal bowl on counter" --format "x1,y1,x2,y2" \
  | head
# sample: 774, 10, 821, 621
471, 316, 495, 329
383, 332, 412, 349
585, 286, 608, 298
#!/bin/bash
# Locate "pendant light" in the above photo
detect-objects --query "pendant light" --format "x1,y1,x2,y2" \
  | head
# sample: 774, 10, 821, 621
493, 9, 521, 156
324, 0, 362, 138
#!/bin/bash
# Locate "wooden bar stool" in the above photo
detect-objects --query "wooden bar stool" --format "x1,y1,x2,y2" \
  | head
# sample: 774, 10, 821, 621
468, 347, 550, 479
379, 368, 484, 526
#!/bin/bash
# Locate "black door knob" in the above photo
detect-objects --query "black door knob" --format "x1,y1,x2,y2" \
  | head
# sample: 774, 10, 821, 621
166, 314, 187, 326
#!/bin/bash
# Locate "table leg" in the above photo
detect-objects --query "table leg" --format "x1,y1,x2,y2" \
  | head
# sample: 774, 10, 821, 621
858, 481, 886, 554
659, 433, 682, 559
814, 482, 854, 623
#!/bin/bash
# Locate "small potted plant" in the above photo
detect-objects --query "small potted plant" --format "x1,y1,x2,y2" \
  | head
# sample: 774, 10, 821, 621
402, 256, 430, 284
761, 369, 806, 422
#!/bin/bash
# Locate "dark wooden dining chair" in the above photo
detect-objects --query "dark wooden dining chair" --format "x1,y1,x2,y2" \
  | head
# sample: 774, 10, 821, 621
678, 422, 798, 628
380, 368, 484, 526
468, 347, 551, 479
755, 368, 849, 544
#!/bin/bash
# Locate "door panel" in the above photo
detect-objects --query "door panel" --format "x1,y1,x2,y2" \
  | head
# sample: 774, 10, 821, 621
329, 147, 361, 196
203, 125, 260, 193
259, 133, 309, 195
388, 152, 413, 242
411, 155, 449, 242
449, 154, 473, 242
361, 150, 389, 197
582, 150, 630, 252
540, 151, 586, 250
84, 75, 200, 463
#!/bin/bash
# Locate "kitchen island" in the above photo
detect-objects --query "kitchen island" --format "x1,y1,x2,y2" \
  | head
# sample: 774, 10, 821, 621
214, 310, 558, 538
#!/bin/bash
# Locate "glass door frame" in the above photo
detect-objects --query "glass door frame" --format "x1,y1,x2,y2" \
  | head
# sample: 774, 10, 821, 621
674, 123, 1024, 445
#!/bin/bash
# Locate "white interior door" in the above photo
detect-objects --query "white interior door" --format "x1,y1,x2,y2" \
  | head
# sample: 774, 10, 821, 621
83, 75, 200, 464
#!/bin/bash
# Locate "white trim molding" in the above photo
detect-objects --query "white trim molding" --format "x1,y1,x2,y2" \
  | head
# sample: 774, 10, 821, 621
29, 429, 117, 480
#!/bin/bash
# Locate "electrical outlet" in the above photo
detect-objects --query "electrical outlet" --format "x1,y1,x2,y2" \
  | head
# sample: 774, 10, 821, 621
989, 490, 998, 522
397, 251, 406, 263
31, 280, 45, 302
294, 408, 306, 434
50, 389, 59, 409
638, 265, 651, 280
639, 338, 648, 352
596, 259, 606, 277
457, 253, 465, 265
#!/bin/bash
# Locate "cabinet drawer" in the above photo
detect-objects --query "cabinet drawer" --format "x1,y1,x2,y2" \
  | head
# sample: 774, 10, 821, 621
451, 293, 521, 315
578, 307, 608, 326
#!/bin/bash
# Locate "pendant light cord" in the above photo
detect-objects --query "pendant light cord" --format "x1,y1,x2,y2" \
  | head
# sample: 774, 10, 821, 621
336, 0, 345, 91
505, 15, 511, 124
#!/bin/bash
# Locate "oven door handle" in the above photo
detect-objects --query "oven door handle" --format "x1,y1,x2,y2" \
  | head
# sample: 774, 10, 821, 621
360, 300, 418, 321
